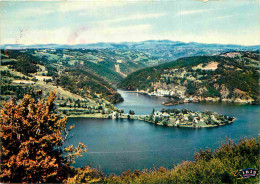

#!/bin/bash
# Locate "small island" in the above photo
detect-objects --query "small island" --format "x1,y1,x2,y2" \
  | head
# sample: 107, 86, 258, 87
102, 108, 236, 128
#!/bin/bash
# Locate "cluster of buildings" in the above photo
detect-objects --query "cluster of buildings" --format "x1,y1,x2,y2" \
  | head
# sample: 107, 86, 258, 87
149, 110, 229, 128
149, 87, 186, 98
106, 108, 233, 128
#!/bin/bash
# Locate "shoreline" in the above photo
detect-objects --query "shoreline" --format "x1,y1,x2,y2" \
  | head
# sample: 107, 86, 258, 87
141, 117, 236, 128
120, 90, 258, 105
67, 113, 236, 129
67, 113, 108, 118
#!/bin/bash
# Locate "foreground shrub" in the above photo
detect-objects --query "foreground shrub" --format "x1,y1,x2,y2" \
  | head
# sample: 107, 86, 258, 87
106, 136, 259, 184
66, 166, 104, 183
0, 92, 87, 183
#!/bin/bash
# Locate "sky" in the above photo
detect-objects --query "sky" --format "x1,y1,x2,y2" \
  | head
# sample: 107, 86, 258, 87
0, 0, 259, 46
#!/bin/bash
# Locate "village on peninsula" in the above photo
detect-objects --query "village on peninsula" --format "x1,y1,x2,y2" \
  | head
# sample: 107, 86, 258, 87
68, 106, 235, 128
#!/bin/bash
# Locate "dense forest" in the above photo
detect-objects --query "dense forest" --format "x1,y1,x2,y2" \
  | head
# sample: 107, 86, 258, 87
1, 50, 41, 75
59, 68, 123, 104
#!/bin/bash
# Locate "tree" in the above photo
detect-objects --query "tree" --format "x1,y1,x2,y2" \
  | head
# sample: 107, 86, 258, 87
162, 120, 168, 126
0, 92, 86, 183
182, 108, 189, 114
118, 109, 124, 114
129, 110, 135, 115
154, 117, 159, 124
204, 111, 212, 115
101, 109, 106, 114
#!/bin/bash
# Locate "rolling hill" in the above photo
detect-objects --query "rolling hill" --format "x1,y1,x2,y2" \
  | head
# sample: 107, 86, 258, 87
2, 40, 259, 64
117, 51, 260, 104
0, 49, 123, 105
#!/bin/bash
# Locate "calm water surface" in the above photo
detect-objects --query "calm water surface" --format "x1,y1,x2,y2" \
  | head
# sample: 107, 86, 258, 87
65, 90, 260, 175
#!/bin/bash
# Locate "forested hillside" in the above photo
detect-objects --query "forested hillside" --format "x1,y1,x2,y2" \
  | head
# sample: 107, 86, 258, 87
0, 50, 123, 111
32, 48, 156, 83
118, 51, 260, 103
1, 50, 41, 75
59, 68, 123, 104
3, 40, 259, 83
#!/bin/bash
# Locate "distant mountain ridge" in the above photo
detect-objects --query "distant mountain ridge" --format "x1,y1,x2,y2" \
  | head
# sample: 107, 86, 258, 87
1, 40, 259, 50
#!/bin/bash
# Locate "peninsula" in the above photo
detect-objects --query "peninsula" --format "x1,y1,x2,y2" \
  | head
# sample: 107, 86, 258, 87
68, 108, 235, 128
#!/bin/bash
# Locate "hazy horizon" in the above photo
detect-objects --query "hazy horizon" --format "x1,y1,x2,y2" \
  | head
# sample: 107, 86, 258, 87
1, 0, 259, 46
1, 39, 260, 47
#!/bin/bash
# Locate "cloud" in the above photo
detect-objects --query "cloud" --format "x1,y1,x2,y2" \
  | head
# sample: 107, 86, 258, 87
102, 24, 151, 34
162, 30, 260, 46
177, 9, 211, 16
1, 1, 258, 46
21, 8, 53, 16
1, 24, 151, 45
2, 23, 259, 46
71, 24, 151, 44
6, 1, 131, 19
1, 7, 54, 20
196, 0, 210, 2
2, 27, 70, 45
98, 13, 167, 24
58, 1, 131, 13
216, 15, 234, 19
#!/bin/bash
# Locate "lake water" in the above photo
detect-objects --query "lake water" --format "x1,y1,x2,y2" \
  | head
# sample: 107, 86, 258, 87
65, 90, 260, 175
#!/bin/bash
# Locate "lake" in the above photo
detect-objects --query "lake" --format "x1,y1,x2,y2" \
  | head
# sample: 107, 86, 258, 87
65, 90, 260, 175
